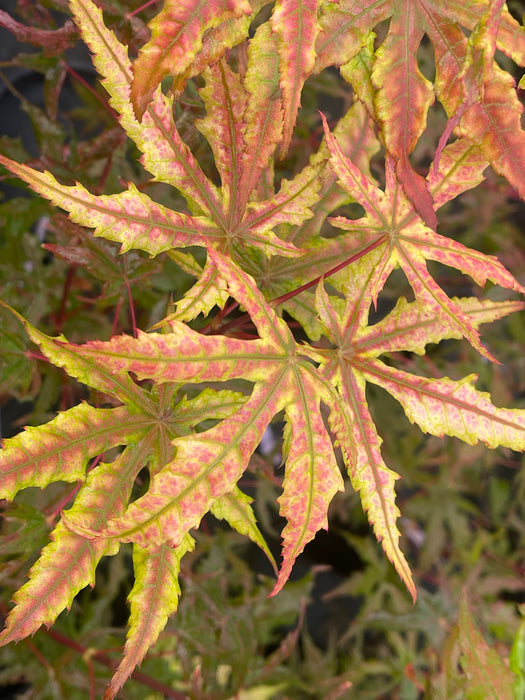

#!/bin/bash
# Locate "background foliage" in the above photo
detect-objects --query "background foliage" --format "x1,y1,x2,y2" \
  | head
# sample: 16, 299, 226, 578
1, 1, 525, 698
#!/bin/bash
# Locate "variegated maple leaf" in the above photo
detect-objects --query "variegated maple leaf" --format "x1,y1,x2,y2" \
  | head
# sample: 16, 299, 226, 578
0, 303, 274, 699
1, 0, 525, 698
316, 0, 525, 226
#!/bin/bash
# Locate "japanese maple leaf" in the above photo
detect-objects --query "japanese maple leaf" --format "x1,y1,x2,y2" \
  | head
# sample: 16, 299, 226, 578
321, 113, 525, 362
0, 0, 339, 328
58, 248, 346, 598
40, 249, 523, 606
315, 0, 525, 225
0, 305, 272, 699
309, 253, 525, 597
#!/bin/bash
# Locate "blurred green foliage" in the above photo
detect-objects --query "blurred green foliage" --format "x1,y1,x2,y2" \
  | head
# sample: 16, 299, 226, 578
1, 1, 525, 698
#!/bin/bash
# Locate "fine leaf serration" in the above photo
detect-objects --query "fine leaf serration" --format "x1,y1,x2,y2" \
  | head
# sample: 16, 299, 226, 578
1, 0, 525, 697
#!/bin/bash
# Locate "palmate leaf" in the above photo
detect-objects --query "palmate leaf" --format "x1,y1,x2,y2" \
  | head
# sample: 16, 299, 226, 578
2, 0, 312, 266
0, 309, 259, 694
314, 0, 525, 220
310, 257, 525, 598
321, 114, 525, 360
61, 250, 345, 597
2, 0, 525, 696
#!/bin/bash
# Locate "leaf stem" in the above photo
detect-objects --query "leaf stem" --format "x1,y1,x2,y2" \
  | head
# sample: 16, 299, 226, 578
44, 628, 190, 700
126, 0, 160, 18
269, 234, 387, 308
213, 234, 386, 335
63, 63, 117, 121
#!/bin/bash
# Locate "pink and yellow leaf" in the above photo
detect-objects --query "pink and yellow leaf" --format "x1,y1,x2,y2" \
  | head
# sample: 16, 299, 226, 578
364, 362, 525, 450
0, 524, 111, 644
0, 403, 145, 500
72, 326, 282, 386
182, 11, 253, 83
9, 310, 150, 407
270, 0, 319, 156
243, 162, 322, 239
321, 112, 388, 225
103, 537, 195, 700
428, 139, 488, 210
459, 66, 525, 203
68, 0, 224, 219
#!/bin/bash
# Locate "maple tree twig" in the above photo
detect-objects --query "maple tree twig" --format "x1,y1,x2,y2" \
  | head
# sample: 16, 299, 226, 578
44, 628, 190, 700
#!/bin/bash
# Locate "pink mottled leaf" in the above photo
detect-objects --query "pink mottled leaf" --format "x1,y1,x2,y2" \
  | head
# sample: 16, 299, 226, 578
242, 161, 321, 239
0, 403, 144, 500
0, 449, 142, 644
428, 139, 488, 210
314, 282, 415, 600
2, 1, 525, 694
67, 381, 284, 547
270, 0, 319, 157
322, 114, 525, 359
1, 304, 148, 405
311, 267, 525, 601
330, 366, 415, 601
61, 253, 344, 590
0, 523, 109, 644
364, 297, 525, 358
425, 0, 525, 204
103, 537, 195, 700
169, 257, 229, 322
131, 0, 252, 119
181, 10, 253, 83
372, 0, 436, 228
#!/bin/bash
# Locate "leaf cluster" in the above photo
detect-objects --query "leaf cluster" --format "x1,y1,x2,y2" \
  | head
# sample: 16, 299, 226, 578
1, 0, 525, 697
